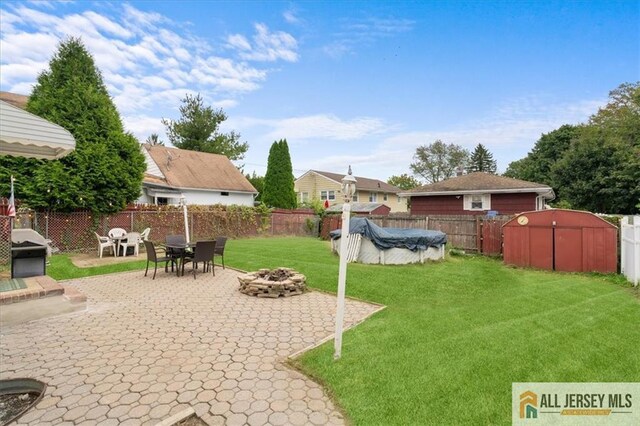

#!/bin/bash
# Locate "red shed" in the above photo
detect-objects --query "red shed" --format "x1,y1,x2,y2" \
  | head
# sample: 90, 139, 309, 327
503, 209, 617, 273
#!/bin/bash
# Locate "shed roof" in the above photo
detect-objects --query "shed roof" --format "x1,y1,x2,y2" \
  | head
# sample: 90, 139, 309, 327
401, 172, 554, 198
0, 100, 76, 160
300, 170, 401, 193
143, 145, 257, 193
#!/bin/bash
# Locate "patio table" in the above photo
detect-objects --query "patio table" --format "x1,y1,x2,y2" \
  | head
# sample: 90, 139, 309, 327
110, 235, 128, 257
165, 242, 196, 276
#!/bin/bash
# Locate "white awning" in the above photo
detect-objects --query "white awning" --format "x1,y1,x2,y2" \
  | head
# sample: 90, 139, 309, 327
0, 100, 76, 160
146, 188, 183, 199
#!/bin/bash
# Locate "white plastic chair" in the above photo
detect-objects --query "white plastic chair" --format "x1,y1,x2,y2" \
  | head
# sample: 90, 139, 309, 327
139, 228, 151, 250
119, 232, 141, 257
108, 228, 127, 239
94, 232, 116, 258
108, 228, 127, 257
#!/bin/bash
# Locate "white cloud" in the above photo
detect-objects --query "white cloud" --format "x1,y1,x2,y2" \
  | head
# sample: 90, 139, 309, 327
288, 96, 604, 179
26, 1, 55, 10
0, 3, 297, 130
324, 17, 415, 58
122, 114, 165, 138
283, 10, 302, 25
237, 114, 388, 142
228, 23, 298, 62
227, 34, 251, 51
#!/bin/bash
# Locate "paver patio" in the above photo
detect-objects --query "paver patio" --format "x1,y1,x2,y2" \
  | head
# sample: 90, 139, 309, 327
0, 268, 382, 425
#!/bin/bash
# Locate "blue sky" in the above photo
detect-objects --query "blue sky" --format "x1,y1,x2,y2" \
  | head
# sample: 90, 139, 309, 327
1, 1, 638, 182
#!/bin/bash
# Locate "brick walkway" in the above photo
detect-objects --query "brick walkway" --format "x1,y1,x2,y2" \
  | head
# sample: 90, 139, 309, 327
0, 268, 381, 425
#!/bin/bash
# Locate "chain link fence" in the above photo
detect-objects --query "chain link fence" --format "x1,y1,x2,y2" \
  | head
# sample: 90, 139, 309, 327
0, 208, 319, 262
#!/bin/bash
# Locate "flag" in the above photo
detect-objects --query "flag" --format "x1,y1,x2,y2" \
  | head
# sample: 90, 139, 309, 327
324, 199, 329, 209
7, 175, 16, 217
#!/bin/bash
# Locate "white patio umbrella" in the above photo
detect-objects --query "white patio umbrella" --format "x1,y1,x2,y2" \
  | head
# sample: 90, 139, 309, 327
180, 195, 190, 243
0, 100, 76, 160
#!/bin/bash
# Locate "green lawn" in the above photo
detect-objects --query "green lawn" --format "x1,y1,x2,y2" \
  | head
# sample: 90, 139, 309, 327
223, 237, 640, 426
47, 254, 148, 280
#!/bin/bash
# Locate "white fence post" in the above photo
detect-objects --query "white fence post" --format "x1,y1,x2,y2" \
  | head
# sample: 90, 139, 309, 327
621, 216, 640, 287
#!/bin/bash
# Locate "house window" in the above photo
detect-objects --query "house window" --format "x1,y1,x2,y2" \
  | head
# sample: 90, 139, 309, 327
463, 194, 491, 211
320, 190, 336, 201
383, 193, 388, 201
369, 192, 378, 202
300, 192, 309, 202
221, 191, 229, 196
352, 192, 358, 202
397, 196, 402, 203
156, 197, 168, 205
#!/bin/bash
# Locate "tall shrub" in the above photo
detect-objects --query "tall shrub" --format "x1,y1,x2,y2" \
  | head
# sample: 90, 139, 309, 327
0, 37, 145, 213
262, 139, 297, 209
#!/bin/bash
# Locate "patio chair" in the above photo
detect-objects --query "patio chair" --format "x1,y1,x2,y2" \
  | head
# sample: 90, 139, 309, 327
164, 235, 187, 271
214, 236, 228, 269
108, 228, 127, 239
182, 240, 217, 279
139, 227, 151, 250
140, 227, 151, 241
94, 232, 115, 258
108, 228, 128, 257
118, 232, 141, 257
143, 240, 175, 280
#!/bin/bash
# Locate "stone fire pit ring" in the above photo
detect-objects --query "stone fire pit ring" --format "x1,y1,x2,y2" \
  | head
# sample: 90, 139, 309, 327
238, 267, 306, 298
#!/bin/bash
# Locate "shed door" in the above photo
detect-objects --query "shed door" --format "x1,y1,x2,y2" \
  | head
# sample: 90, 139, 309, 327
555, 228, 583, 272
529, 227, 553, 270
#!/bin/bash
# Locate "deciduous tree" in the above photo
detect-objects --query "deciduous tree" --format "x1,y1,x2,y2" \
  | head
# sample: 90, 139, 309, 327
245, 171, 265, 202
552, 83, 640, 213
387, 174, 421, 190
162, 94, 248, 160
410, 140, 469, 183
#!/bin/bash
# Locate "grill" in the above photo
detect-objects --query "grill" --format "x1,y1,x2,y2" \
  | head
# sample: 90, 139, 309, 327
11, 230, 48, 279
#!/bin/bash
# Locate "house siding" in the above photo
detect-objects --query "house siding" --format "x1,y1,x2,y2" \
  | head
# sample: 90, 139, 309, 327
410, 193, 538, 216
137, 187, 254, 206
490, 193, 538, 215
294, 172, 408, 212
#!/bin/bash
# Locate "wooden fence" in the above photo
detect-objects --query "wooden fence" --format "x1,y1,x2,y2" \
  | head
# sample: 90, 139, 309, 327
321, 214, 513, 254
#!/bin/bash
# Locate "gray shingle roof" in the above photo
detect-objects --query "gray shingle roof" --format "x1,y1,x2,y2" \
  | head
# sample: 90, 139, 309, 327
406, 172, 551, 194
143, 145, 257, 193
310, 170, 401, 193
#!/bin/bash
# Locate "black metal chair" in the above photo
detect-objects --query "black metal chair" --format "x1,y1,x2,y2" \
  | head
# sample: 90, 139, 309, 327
214, 236, 228, 269
182, 240, 217, 279
164, 235, 186, 272
143, 241, 175, 280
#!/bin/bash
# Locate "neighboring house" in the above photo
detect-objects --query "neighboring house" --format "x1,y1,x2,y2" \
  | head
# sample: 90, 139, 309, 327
139, 144, 257, 206
326, 202, 391, 216
400, 172, 554, 216
0, 91, 28, 109
294, 170, 407, 213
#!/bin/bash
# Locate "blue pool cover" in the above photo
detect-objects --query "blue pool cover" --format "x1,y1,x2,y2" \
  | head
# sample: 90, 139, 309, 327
330, 217, 447, 252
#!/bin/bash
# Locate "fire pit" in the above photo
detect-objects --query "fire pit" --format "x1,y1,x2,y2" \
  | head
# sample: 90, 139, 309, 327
238, 268, 306, 298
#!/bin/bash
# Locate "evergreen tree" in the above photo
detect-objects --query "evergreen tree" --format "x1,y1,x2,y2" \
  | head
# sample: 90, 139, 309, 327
145, 133, 164, 146
262, 139, 297, 209
468, 144, 497, 173
0, 37, 145, 213
162, 94, 248, 160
